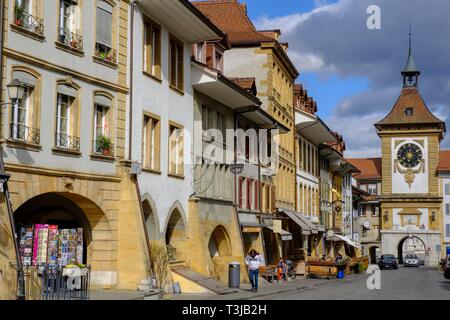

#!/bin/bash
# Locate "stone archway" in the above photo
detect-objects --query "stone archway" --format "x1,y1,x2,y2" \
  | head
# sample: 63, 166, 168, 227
397, 236, 426, 264
13, 192, 112, 269
165, 205, 187, 262
369, 246, 380, 264
208, 225, 232, 282
142, 195, 159, 241
208, 225, 232, 258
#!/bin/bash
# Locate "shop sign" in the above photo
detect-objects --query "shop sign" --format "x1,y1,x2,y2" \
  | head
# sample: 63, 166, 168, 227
272, 219, 282, 234
281, 233, 293, 241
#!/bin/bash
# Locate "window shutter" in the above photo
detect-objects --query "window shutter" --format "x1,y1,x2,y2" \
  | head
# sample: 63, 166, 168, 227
446, 203, 450, 215
255, 180, 259, 210
238, 177, 243, 208
446, 183, 450, 195
96, 1, 113, 47
247, 179, 252, 209
446, 224, 450, 237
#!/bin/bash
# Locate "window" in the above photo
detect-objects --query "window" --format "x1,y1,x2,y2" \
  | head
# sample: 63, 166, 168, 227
446, 224, 450, 237
359, 184, 368, 192
93, 94, 113, 156
247, 178, 252, 209
238, 177, 245, 208
371, 206, 377, 216
361, 204, 367, 216
445, 183, 450, 195
143, 114, 160, 171
55, 83, 79, 151
95, 1, 115, 63
195, 42, 204, 63
254, 180, 259, 210
168, 123, 184, 176
214, 49, 223, 72
58, 0, 82, 50
446, 203, 450, 216
169, 35, 184, 91
368, 184, 377, 195
13, 0, 44, 35
405, 107, 413, 116
144, 18, 161, 78
9, 69, 40, 145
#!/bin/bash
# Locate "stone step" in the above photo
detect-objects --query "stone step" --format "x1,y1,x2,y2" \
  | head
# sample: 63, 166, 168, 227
138, 284, 153, 292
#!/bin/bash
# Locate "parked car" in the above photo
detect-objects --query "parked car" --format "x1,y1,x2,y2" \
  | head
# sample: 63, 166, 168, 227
378, 254, 398, 270
404, 254, 420, 267
444, 255, 450, 280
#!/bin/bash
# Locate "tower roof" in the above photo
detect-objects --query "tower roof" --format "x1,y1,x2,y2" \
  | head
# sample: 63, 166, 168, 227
402, 26, 420, 75
374, 87, 445, 131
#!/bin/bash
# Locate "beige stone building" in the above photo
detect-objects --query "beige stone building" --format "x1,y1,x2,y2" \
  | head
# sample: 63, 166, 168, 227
0, 0, 153, 297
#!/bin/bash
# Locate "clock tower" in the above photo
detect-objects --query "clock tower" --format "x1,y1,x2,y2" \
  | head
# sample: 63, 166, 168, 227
374, 32, 446, 266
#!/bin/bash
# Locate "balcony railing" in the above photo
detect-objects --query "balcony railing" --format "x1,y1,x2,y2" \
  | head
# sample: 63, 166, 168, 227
10, 123, 40, 145
92, 139, 114, 157
58, 27, 83, 51
13, 9, 44, 35
55, 133, 80, 152
95, 42, 117, 64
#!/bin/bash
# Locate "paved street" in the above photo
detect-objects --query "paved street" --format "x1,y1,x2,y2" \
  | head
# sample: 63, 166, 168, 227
250, 267, 450, 300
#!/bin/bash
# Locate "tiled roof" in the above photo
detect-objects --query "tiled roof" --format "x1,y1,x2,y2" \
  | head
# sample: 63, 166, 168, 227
346, 158, 382, 180
192, 0, 275, 46
438, 150, 450, 172
229, 77, 257, 95
375, 87, 445, 128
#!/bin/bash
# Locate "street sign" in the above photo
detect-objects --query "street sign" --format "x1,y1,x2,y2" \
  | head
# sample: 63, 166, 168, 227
130, 161, 142, 175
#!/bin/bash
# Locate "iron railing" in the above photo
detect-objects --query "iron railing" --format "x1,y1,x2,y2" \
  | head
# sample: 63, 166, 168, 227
13, 9, 44, 35
58, 27, 83, 51
10, 123, 40, 145
11, 264, 91, 300
95, 42, 117, 64
55, 133, 80, 152
93, 139, 115, 157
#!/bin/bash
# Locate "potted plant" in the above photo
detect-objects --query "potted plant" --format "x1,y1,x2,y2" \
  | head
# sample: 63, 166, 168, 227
70, 39, 78, 49
98, 50, 107, 60
14, 4, 25, 27
96, 134, 112, 156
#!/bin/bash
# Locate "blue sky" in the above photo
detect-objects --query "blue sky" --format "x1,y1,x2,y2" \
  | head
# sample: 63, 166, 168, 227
244, 0, 367, 119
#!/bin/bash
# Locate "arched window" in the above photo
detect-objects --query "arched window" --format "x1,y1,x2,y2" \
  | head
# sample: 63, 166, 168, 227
10, 68, 40, 145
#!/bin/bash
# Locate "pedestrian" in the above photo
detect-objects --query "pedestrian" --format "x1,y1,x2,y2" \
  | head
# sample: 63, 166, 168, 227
276, 258, 287, 282
245, 249, 263, 292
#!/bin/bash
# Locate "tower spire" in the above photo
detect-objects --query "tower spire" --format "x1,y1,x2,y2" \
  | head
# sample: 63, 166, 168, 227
402, 23, 420, 87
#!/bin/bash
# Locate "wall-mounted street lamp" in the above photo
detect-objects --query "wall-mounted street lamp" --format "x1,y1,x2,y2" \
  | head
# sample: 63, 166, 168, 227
0, 80, 27, 300
6, 80, 26, 102
384, 211, 389, 222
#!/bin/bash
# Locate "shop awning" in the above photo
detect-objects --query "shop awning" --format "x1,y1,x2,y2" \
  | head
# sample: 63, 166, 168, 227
265, 226, 293, 241
239, 213, 262, 232
279, 209, 319, 235
326, 234, 361, 249
295, 116, 337, 145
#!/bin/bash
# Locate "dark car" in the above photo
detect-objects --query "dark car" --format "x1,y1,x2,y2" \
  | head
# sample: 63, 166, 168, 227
378, 254, 398, 270
444, 255, 450, 279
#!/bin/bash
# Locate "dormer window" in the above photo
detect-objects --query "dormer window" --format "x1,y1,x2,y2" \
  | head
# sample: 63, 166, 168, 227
405, 107, 413, 116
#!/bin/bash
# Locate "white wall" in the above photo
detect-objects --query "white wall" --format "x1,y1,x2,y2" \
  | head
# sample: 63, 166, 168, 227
132, 9, 194, 237
223, 48, 269, 110
442, 175, 450, 242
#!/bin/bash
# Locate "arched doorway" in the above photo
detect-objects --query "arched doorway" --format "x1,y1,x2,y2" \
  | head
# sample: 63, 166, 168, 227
13, 193, 102, 266
208, 225, 232, 282
369, 246, 380, 264
165, 208, 186, 262
208, 225, 231, 258
142, 199, 158, 241
397, 236, 426, 264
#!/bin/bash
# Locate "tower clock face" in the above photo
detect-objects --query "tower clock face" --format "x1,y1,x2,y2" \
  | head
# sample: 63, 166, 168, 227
397, 143, 422, 168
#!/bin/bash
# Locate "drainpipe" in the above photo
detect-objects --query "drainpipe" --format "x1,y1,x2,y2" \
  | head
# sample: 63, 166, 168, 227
128, 0, 139, 161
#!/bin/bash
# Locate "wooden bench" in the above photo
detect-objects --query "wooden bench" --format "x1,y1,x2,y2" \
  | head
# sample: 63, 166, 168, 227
259, 265, 279, 282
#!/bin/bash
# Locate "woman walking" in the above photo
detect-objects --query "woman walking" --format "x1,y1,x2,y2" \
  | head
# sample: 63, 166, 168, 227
245, 249, 263, 292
